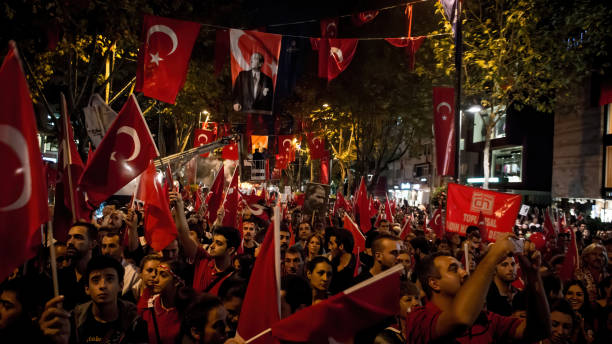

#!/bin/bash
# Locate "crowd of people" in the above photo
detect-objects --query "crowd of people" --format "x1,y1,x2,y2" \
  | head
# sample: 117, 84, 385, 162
1, 185, 612, 344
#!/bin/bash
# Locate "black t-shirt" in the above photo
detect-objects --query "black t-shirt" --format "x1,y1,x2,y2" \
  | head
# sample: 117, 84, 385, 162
79, 310, 120, 343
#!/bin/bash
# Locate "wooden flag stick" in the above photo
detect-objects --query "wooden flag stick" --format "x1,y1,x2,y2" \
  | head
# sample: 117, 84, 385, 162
60, 93, 77, 223
47, 221, 60, 297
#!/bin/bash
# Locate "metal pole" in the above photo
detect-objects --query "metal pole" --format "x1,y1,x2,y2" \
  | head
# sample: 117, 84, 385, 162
454, 0, 463, 182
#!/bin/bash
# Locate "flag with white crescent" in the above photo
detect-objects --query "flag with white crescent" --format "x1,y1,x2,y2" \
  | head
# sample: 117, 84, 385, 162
79, 94, 159, 207
320, 18, 338, 38
0, 42, 49, 282
135, 15, 201, 104
306, 133, 326, 160
318, 38, 358, 81
277, 134, 296, 162
230, 29, 281, 114
193, 128, 217, 157
433, 86, 455, 177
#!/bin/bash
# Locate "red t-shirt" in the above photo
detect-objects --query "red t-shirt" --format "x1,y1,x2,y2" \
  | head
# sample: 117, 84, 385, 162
192, 246, 233, 295
405, 302, 523, 344
141, 296, 180, 344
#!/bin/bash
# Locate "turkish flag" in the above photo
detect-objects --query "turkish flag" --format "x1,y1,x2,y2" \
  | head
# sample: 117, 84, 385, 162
79, 94, 159, 207
433, 87, 455, 176
352, 10, 379, 26
355, 177, 372, 233
384, 197, 393, 222
194, 187, 203, 214
194, 128, 217, 157
343, 214, 366, 255
0, 42, 49, 282
271, 265, 402, 343
385, 36, 425, 70
137, 162, 177, 251
560, 227, 578, 282
214, 29, 230, 77
318, 39, 358, 81
320, 157, 329, 184
204, 165, 225, 226
237, 219, 281, 343
446, 183, 521, 241
430, 207, 444, 239
306, 133, 326, 159
277, 135, 295, 161
54, 95, 91, 241
399, 218, 412, 240
222, 167, 240, 228
222, 142, 239, 161
135, 15, 201, 104
334, 192, 352, 216
239, 191, 269, 223
320, 18, 338, 38
543, 208, 557, 243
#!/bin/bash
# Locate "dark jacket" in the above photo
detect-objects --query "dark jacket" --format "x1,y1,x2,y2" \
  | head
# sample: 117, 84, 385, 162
72, 299, 148, 344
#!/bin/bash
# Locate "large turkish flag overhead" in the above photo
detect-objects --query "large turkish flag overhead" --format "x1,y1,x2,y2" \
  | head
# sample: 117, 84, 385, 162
317, 38, 358, 81
135, 15, 201, 104
0, 42, 48, 282
193, 128, 217, 157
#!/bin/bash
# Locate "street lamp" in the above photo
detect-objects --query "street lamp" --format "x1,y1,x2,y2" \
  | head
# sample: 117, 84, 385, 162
466, 105, 482, 114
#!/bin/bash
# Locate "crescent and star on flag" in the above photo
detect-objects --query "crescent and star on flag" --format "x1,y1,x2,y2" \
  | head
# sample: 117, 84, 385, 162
436, 102, 452, 121
146, 24, 179, 66
0, 125, 32, 211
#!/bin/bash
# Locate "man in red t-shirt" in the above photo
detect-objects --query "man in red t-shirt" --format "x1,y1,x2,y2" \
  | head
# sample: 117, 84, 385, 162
406, 233, 551, 343
172, 192, 241, 296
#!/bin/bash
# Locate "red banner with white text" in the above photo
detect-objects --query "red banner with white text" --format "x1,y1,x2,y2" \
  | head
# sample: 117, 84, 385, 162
445, 183, 521, 241
433, 87, 455, 176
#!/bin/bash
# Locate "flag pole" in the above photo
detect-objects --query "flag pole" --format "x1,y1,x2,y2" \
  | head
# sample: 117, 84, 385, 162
454, 0, 463, 182
273, 202, 281, 319
47, 221, 60, 297
61, 93, 77, 222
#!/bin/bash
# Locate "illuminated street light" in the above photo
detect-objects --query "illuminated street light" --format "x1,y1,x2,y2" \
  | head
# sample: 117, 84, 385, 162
322, 103, 329, 108
466, 105, 482, 113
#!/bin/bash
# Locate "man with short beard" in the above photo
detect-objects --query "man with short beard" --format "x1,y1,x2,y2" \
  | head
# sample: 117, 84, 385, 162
575, 243, 609, 301
486, 255, 520, 316
58, 222, 98, 310
241, 219, 259, 257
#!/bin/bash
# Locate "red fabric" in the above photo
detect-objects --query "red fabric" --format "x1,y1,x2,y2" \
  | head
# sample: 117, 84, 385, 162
355, 177, 372, 233
334, 192, 352, 216
53, 97, 91, 241
477, 211, 488, 242
430, 207, 444, 239
0, 42, 49, 282
79, 94, 158, 206
320, 18, 338, 38
277, 135, 296, 161
141, 296, 180, 344
222, 167, 240, 228
194, 187, 203, 213
369, 197, 378, 219
306, 133, 326, 159
294, 193, 305, 207
599, 79, 612, 105
406, 302, 522, 344
384, 37, 425, 70
399, 217, 412, 240
222, 142, 239, 160
214, 29, 230, 77
237, 221, 280, 343
560, 228, 578, 282
310, 38, 320, 51
433, 86, 455, 176
271, 265, 402, 343
343, 214, 365, 254
446, 183, 522, 241
135, 15, 201, 104
205, 165, 225, 225
320, 157, 329, 184
318, 39, 358, 81
194, 128, 217, 157
384, 197, 393, 222
192, 246, 233, 295
230, 29, 282, 90
137, 162, 177, 251
543, 208, 556, 242
275, 154, 289, 170
351, 11, 379, 26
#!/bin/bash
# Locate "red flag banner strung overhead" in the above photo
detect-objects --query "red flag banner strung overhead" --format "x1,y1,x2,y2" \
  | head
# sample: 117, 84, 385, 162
135, 15, 201, 104
317, 38, 358, 81
352, 10, 379, 26
0, 42, 49, 282
214, 29, 230, 77
79, 94, 159, 207
320, 18, 339, 38
230, 29, 282, 114
137, 162, 177, 251
193, 128, 217, 157
384, 36, 426, 70
433, 86, 455, 176
222, 141, 239, 161
446, 183, 522, 241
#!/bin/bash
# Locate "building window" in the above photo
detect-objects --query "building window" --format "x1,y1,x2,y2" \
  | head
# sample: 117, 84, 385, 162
472, 106, 506, 143
413, 163, 430, 178
491, 146, 522, 183
605, 146, 612, 188
607, 105, 612, 135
